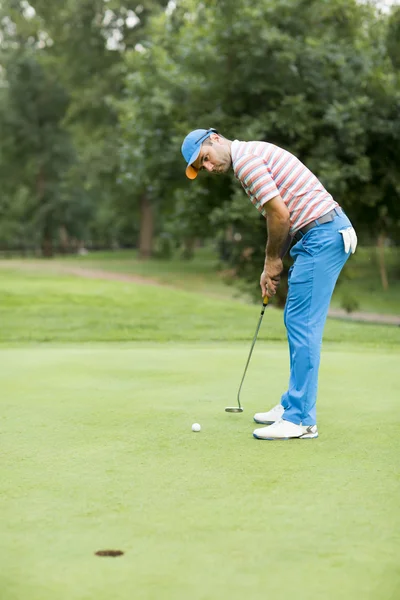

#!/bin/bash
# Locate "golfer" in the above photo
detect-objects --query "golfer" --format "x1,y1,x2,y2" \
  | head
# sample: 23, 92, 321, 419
181, 128, 357, 440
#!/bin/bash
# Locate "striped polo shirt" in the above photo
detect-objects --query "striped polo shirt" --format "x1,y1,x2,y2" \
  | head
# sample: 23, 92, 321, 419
231, 140, 338, 235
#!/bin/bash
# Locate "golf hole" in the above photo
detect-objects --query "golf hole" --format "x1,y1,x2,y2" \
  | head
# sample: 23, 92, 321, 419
95, 550, 124, 557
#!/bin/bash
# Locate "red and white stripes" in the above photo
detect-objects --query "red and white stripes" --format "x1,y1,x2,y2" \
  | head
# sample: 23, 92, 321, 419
231, 140, 338, 235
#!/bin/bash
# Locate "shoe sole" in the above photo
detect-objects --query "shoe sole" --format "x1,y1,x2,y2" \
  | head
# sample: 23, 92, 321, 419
253, 433, 318, 440
253, 418, 279, 424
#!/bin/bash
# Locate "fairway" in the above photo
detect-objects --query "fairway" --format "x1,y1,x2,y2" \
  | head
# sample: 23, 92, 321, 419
2, 342, 399, 600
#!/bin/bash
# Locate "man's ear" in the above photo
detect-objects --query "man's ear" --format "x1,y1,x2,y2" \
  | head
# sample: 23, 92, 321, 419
209, 133, 220, 143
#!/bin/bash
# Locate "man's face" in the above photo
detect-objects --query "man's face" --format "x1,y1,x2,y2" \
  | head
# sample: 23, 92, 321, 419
192, 134, 232, 175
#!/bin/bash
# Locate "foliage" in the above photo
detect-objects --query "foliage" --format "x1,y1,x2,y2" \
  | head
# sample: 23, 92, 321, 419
0, 51, 88, 254
115, 0, 399, 300
0, 0, 399, 290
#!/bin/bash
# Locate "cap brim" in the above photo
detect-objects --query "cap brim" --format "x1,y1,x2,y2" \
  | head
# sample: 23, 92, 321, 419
185, 146, 202, 179
186, 165, 199, 179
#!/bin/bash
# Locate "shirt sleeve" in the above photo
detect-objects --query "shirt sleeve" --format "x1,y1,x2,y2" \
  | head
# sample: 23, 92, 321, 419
234, 153, 279, 211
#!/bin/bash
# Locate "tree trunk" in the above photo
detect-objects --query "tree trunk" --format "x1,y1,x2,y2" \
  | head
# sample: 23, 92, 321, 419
41, 236, 53, 257
37, 167, 54, 258
182, 237, 195, 260
377, 234, 389, 290
139, 194, 154, 259
59, 225, 69, 254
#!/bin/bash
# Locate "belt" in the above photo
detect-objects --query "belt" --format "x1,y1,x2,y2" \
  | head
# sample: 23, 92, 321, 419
293, 207, 341, 242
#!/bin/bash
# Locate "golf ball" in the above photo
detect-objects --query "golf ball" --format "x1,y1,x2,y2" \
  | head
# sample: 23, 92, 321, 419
192, 423, 201, 432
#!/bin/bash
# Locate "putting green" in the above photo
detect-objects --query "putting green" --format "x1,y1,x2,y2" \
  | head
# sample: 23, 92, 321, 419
1, 343, 399, 600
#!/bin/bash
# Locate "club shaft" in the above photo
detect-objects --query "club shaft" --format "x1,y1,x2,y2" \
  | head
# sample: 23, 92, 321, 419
236, 300, 268, 408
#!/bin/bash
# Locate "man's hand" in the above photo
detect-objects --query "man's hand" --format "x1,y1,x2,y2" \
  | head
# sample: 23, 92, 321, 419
260, 257, 283, 298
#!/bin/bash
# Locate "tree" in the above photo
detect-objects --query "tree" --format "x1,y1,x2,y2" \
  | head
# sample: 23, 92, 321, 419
0, 52, 88, 255
117, 0, 399, 297
0, 0, 171, 252
28, 0, 170, 251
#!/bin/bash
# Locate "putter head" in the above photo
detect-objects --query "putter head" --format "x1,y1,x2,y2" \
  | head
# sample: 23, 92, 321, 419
225, 407, 244, 413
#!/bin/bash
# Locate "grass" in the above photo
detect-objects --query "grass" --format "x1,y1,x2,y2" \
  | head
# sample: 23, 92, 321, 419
0, 260, 399, 600
46, 244, 400, 315
334, 246, 400, 314
1, 344, 400, 600
0, 266, 399, 345
49, 247, 238, 297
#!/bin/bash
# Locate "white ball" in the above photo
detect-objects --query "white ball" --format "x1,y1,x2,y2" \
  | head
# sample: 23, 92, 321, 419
192, 423, 201, 432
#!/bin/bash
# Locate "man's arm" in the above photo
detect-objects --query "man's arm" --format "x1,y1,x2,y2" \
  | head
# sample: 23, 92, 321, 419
260, 195, 290, 298
233, 153, 290, 297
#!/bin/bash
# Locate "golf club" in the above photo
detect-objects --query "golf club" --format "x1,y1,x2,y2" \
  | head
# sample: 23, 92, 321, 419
225, 295, 269, 413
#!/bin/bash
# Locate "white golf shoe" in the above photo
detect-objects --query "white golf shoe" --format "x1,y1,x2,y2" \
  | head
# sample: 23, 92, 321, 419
253, 403, 285, 424
253, 418, 318, 440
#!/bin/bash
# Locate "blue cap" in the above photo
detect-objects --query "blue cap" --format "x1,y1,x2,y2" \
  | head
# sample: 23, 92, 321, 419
181, 128, 217, 179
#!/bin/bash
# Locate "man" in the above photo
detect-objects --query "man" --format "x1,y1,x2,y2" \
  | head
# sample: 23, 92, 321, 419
181, 127, 357, 440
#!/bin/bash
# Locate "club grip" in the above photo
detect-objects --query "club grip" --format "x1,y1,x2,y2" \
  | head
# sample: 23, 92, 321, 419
263, 296, 269, 306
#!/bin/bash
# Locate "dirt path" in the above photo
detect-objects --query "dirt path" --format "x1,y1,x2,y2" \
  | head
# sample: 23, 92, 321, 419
1, 259, 399, 326
0, 259, 166, 286
50, 265, 167, 287
327, 308, 400, 326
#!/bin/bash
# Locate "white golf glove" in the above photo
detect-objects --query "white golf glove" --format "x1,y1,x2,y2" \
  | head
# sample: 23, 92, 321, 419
339, 227, 358, 254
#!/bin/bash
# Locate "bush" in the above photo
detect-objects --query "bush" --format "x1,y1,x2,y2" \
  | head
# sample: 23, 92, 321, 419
153, 233, 175, 260
340, 292, 360, 314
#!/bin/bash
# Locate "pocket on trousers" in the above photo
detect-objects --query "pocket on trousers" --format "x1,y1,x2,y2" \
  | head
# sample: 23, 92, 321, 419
301, 232, 322, 257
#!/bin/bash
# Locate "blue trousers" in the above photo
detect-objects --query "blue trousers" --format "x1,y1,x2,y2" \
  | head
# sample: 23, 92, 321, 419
281, 209, 353, 426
